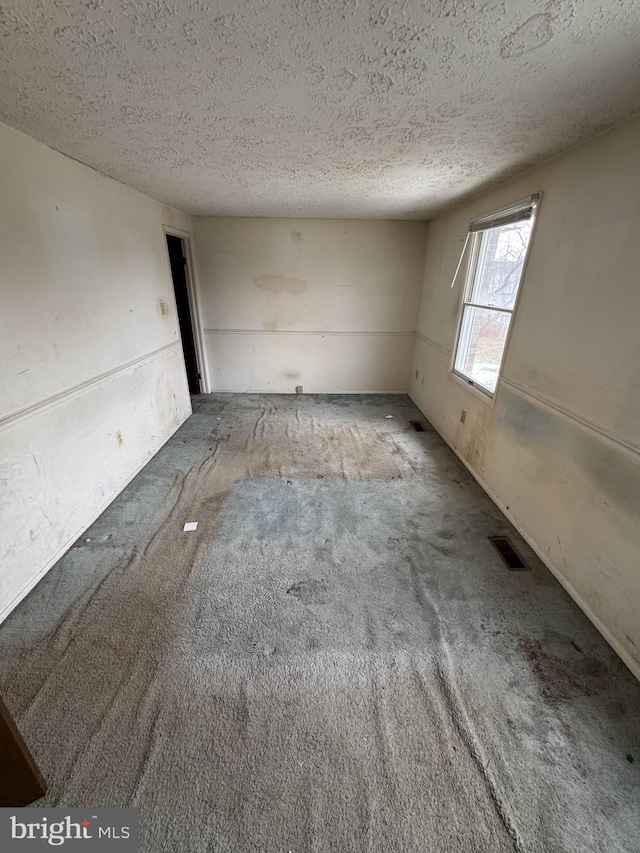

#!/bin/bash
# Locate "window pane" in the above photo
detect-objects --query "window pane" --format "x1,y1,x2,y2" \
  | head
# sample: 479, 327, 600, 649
454, 306, 511, 393
470, 220, 531, 309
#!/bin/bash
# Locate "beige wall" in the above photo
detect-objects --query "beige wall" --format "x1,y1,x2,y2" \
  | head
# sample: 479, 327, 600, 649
193, 217, 427, 393
0, 122, 192, 620
410, 116, 640, 677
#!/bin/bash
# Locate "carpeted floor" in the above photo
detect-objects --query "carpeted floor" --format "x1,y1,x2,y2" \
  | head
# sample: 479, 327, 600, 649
1, 394, 639, 852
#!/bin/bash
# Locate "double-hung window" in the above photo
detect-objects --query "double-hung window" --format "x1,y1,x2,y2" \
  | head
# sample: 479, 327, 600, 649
452, 194, 540, 397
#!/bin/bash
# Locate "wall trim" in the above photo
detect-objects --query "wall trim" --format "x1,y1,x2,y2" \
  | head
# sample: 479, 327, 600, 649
409, 392, 640, 683
0, 408, 191, 625
414, 331, 451, 355
500, 376, 640, 460
204, 328, 416, 337
0, 340, 181, 434
416, 334, 640, 460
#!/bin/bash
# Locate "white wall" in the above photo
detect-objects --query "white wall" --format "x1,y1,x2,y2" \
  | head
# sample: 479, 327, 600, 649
193, 218, 427, 393
0, 121, 192, 620
410, 116, 640, 677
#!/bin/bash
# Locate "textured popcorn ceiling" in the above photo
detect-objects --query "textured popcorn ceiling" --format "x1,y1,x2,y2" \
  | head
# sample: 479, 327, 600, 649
1, 1, 639, 218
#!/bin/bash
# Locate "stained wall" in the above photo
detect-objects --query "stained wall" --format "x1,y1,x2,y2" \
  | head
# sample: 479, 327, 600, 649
410, 115, 640, 675
193, 217, 428, 393
0, 122, 192, 619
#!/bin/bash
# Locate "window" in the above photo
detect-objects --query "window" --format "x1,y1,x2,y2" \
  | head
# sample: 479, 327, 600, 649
452, 194, 540, 396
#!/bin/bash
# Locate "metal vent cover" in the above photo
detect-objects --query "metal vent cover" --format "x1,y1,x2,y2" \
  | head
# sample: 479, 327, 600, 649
488, 536, 529, 571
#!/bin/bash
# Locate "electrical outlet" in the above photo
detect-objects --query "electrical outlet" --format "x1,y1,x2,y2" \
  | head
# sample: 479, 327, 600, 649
460, 409, 467, 424
295, 385, 303, 395
159, 299, 169, 316
115, 430, 124, 446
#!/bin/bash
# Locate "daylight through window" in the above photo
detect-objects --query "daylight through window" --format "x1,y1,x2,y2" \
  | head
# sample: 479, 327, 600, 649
452, 195, 539, 395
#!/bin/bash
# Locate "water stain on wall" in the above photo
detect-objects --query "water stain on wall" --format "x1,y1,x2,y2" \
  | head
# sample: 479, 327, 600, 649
254, 273, 307, 295
498, 389, 557, 440
456, 402, 494, 470
262, 320, 278, 331
498, 387, 640, 517
578, 433, 640, 519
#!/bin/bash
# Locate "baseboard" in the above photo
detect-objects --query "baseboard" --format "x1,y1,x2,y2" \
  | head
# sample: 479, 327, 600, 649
205, 388, 410, 395
204, 329, 416, 337
0, 411, 191, 625
409, 395, 640, 683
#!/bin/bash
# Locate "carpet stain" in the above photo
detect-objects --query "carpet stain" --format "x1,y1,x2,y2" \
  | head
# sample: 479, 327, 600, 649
429, 540, 455, 556
435, 529, 455, 540
287, 579, 327, 603
1, 395, 639, 853
517, 637, 609, 706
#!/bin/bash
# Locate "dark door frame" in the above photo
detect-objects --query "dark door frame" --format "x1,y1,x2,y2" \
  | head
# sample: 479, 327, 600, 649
163, 228, 208, 394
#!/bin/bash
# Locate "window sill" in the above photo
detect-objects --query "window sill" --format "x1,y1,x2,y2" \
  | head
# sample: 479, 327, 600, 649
449, 369, 498, 408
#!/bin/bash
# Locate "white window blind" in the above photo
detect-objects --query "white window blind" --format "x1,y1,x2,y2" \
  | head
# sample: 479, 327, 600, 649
468, 194, 540, 233
451, 194, 540, 288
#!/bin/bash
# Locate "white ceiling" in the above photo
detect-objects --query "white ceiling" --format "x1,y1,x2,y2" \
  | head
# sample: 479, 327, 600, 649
1, 0, 639, 219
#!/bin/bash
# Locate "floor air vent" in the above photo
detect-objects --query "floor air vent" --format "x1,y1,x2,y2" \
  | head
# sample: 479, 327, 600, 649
488, 536, 529, 571
409, 420, 426, 432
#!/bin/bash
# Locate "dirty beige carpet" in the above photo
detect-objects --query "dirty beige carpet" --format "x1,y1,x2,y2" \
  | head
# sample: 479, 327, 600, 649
1, 395, 639, 852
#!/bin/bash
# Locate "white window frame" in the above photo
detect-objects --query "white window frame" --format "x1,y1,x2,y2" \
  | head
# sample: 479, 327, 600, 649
450, 194, 541, 403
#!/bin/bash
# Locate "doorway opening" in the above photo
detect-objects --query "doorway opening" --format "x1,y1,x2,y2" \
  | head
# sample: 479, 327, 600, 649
166, 234, 201, 395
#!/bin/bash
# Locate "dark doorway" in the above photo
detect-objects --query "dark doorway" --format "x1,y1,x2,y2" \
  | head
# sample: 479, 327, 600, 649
0, 694, 46, 805
166, 234, 201, 394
